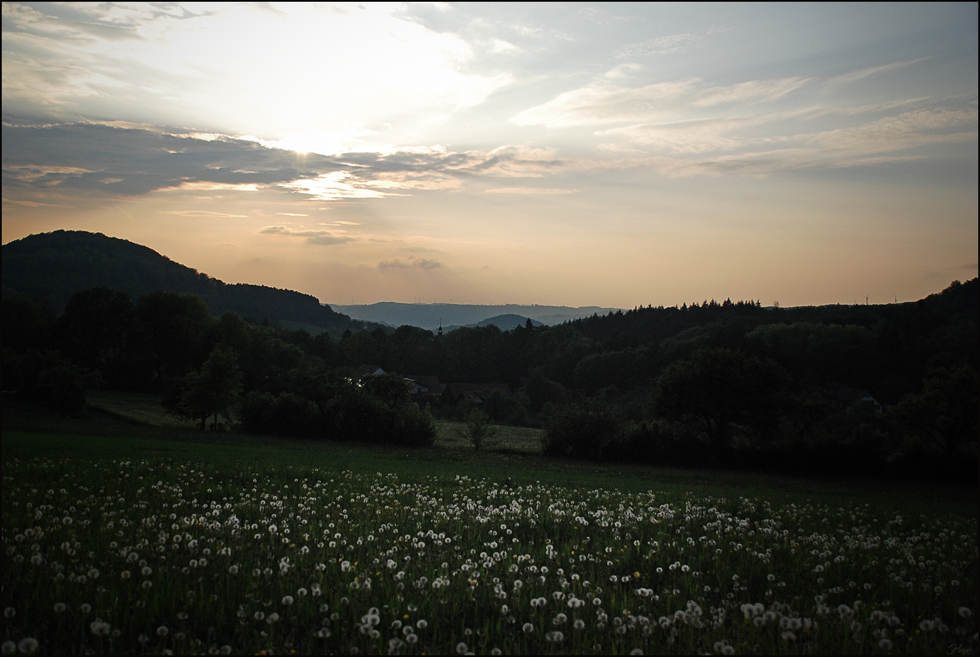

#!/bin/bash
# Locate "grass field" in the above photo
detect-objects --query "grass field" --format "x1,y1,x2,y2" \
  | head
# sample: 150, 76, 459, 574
2, 395, 977, 655
87, 391, 546, 454
87, 391, 200, 430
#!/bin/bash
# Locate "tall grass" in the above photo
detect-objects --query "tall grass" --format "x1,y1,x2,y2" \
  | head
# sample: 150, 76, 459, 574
3, 438, 977, 654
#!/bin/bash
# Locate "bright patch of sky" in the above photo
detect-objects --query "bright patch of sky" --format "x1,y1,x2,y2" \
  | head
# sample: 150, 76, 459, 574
2, 2, 977, 307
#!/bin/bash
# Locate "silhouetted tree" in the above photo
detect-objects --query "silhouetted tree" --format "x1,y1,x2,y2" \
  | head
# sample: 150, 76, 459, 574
651, 348, 789, 447
170, 344, 243, 430
890, 365, 979, 455
363, 372, 412, 409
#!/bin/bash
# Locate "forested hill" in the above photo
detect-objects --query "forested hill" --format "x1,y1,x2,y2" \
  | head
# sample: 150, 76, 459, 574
1, 230, 362, 337
569, 282, 979, 353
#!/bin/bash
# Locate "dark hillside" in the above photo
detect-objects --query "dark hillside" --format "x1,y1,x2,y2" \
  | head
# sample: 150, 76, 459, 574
1, 230, 361, 337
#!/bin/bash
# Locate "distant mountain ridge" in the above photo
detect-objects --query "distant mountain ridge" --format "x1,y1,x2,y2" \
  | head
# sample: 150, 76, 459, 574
1, 230, 364, 337
330, 302, 622, 331
443, 314, 545, 332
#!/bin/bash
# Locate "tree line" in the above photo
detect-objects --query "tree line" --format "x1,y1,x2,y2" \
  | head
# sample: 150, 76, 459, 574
2, 278, 976, 482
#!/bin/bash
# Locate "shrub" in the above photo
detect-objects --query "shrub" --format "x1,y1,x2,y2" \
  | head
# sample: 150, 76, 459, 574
543, 405, 621, 460
462, 409, 496, 451
240, 391, 318, 437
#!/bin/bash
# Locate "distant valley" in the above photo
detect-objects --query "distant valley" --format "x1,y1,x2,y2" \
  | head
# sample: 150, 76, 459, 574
329, 302, 621, 332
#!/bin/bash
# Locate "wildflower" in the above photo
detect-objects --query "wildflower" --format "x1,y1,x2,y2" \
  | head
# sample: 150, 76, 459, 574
90, 620, 111, 636
141, 566, 152, 576
157, 626, 169, 637
782, 631, 796, 642
919, 620, 935, 632
229, 565, 239, 574
3, 609, 13, 619
959, 607, 972, 618
456, 642, 468, 654
79, 604, 92, 614
54, 603, 67, 613
282, 596, 294, 606
416, 620, 427, 630
121, 570, 131, 579
574, 619, 585, 630
297, 588, 308, 597
546, 631, 564, 642
879, 639, 892, 650
523, 623, 534, 634
1, 643, 13, 656
17, 639, 39, 655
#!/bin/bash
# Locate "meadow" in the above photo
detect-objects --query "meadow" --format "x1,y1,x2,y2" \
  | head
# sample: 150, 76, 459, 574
2, 401, 977, 655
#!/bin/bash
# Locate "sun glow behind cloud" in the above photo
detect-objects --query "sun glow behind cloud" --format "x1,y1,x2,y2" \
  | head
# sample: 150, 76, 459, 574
1, 3, 511, 150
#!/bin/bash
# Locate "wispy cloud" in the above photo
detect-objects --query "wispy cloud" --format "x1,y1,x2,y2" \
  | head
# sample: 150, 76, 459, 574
483, 187, 580, 194
259, 225, 355, 246
160, 210, 248, 218
609, 104, 977, 177
378, 257, 444, 270
510, 77, 809, 128
620, 32, 704, 57
822, 58, 931, 88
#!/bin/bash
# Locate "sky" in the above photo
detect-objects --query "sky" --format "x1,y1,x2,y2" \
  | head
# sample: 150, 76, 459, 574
2, 2, 977, 308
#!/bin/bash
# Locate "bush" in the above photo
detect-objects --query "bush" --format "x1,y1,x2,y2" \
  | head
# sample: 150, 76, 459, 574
461, 409, 496, 451
602, 420, 707, 467
543, 406, 621, 460
36, 359, 102, 412
388, 402, 437, 448
240, 391, 319, 437
319, 386, 435, 447
2, 348, 101, 412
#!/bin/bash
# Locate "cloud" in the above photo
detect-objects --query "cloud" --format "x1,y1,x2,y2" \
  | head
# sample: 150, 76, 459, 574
308, 235, 356, 246
378, 258, 444, 270
510, 77, 809, 128
281, 172, 395, 201
483, 187, 580, 194
1, 3, 512, 141
489, 38, 521, 54
822, 58, 930, 88
617, 32, 706, 58
1, 122, 573, 206
160, 210, 248, 218
259, 225, 355, 246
